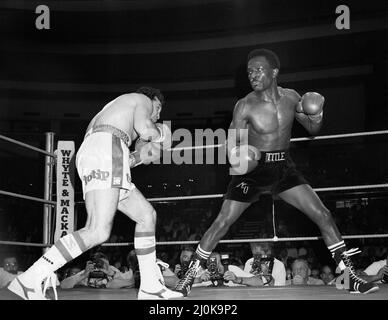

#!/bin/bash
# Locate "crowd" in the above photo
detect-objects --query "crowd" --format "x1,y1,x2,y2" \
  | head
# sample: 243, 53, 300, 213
1, 241, 386, 291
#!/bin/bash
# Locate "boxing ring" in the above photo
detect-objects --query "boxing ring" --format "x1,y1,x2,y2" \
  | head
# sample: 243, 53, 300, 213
0, 130, 388, 300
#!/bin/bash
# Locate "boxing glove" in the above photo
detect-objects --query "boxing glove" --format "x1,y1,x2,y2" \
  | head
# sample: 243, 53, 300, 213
301, 92, 324, 122
229, 145, 261, 175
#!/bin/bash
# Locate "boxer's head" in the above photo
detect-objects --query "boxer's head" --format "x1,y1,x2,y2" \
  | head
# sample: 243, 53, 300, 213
136, 86, 165, 122
247, 49, 280, 92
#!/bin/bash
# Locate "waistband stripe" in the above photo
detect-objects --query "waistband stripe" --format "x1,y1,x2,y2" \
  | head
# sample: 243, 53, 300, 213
85, 124, 131, 148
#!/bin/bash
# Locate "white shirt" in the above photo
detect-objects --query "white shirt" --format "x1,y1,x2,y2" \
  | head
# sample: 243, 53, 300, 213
244, 257, 286, 286
363, 259, 387, 276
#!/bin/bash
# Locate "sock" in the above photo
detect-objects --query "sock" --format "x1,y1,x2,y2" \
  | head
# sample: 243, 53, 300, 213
19, 232, 87, 284
328, 240, 347, 271
195, 245, 211, 268
135, 231, 163, 292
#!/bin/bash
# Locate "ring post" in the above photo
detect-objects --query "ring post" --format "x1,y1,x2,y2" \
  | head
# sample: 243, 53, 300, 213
43, 132, 55, 253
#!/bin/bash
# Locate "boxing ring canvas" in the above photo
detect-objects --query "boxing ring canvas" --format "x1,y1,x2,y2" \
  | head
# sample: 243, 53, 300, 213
1, 285, 388, 300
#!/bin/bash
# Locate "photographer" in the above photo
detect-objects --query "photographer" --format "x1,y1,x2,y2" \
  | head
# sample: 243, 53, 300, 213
174, 247, 195, 279
223, 242, 286, 287
193, 252, 227, 287
358, 251, 388, 284
60, 252, 134, 289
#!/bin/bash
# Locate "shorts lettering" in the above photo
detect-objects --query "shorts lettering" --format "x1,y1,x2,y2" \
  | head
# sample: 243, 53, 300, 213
83, 169, 110, 185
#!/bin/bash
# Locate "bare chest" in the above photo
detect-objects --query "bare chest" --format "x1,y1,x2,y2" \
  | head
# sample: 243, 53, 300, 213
247, 98, 295, 134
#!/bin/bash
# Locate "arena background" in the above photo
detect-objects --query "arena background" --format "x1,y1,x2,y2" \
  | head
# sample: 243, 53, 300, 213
0, 0, 387, 293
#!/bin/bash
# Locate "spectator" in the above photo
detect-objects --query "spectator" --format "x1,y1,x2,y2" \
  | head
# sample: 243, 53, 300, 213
310, 268, 320, 279
285, 242, 298, 260
286, 259, 324, 286
0, 256, 22, 288
193, 252, 226, 287
223, 242, 286, 287
320, 265, 335, 285
174, 247, 195, 279
60, 252, 134, 289
358, 251, 388, 284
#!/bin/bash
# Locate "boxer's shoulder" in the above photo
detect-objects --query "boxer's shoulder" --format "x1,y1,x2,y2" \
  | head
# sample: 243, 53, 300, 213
280, 87, 301, 101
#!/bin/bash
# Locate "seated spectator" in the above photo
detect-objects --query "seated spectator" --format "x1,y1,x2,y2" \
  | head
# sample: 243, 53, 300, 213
286, 267, 292, 281
60, 252, 134, 289
358, 251, 388, 283
310, 267, 320, 279
0, 256, 23, 288
286, 242, 298, 260
223, 242, 286, 287
286, 259, 324, 286
320, 265, 335, 285
193, 252, 227, 287
297, 247, 308, 259
174, 246, 195, 280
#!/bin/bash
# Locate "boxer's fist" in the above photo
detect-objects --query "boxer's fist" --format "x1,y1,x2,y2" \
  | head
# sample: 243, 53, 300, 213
138, 142, 162, 165
229, 145, 260, 175
154, 123, 172, 149
301, 92, 324, 115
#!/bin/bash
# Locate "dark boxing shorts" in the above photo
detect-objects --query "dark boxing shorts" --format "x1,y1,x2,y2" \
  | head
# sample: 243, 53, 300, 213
224, 150, 308, 203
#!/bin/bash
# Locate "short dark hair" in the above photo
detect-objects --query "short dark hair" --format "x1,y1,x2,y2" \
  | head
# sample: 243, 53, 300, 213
181, 246, 195, 253
136, 86, 165, 106
247, 49, 280, 70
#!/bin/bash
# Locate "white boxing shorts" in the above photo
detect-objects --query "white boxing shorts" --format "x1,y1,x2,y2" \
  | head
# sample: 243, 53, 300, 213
76, 131, 135, 200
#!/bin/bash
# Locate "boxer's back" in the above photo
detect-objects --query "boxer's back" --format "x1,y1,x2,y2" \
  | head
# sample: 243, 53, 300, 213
86, 93, 141, 143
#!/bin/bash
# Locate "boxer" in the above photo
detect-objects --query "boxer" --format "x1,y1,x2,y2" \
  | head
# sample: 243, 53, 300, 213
175, 49, 378, 296
8, 87, 183, 300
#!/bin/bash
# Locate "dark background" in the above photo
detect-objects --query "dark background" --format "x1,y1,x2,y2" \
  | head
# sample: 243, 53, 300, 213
0, 0, 387, 268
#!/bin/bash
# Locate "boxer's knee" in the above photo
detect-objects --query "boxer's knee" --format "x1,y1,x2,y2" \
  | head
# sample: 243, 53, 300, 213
210, 217, 233, 238
138, 209, 156, 227
314, 207, 334, 228
81, 224, 112, 246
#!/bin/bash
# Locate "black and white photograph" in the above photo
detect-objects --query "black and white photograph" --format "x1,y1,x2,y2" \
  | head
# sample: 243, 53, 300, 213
0, 0, 387, 315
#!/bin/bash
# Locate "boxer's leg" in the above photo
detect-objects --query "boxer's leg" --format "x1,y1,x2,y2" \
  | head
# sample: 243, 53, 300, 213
8, 188, 119, 299
197, 199, 251, 254
118, 188, 183, 299
175, 200, 251, 296
278, 184, 341, 246
278, 184, 378, 293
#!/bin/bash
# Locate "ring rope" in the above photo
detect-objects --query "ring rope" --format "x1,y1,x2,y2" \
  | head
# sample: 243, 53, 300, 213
0, 190, 56, 205
0, 134, 55, 157
2, 234, 388, 248
0, 240, 49, 247
1, 130, 387, 247
144, 183, 388, 203
167, 129, 388, 152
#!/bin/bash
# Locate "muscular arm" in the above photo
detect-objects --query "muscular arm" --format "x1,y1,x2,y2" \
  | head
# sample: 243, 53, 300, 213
133, 94, 161, 142
235, 275, 264, 287
227, 100, 249, 156
293, 91, 323, 136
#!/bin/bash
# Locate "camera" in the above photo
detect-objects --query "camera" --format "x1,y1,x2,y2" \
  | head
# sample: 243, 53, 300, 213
250, 254, 274, 285
220, 253, 230, 271
207, 257, 223, 286
88, 258, 106, 279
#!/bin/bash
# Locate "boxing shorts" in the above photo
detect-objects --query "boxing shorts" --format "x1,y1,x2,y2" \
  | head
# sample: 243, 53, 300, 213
224, 150, 308, 203
76, 124, 136, 200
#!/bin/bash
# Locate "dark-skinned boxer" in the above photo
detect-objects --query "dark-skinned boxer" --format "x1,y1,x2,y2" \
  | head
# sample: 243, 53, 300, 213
175, 49, 378, 295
